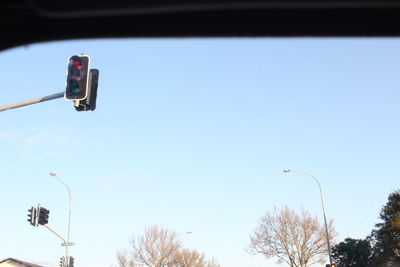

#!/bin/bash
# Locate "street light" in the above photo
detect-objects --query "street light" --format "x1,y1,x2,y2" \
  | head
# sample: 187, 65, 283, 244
178, 231, 192, 235
283, 169, 333, 265
177, 231, 192, 239
50, 172, 72, 266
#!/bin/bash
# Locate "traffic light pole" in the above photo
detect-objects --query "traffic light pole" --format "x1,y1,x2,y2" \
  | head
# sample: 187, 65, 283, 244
1, 54, 98, 113
44, 225, 67, 245
0, 92, 64, 112
43, 225, 69, 266
50, 172, 72, 267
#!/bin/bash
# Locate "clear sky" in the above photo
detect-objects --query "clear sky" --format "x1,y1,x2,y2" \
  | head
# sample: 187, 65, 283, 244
0, 37, 399, 267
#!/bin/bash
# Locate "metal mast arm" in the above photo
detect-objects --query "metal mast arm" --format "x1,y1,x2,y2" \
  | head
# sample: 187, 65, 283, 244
0, 92, 64, 112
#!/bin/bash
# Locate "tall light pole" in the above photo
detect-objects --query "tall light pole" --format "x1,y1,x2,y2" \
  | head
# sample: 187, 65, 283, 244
283, 169, 333, 265
50, 172, 72, 266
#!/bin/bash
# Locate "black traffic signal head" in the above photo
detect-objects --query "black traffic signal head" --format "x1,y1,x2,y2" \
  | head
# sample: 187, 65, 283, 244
27, 207, 37, 226
59, 256, 65, 267
69, 256, 74, 267
74, 68, 99, 111
65, 55, 90, 100
38, 206, 50, 225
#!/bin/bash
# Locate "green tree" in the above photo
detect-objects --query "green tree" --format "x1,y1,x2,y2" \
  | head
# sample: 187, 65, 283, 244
331, 238, 372, 266
370, 190, 400, 266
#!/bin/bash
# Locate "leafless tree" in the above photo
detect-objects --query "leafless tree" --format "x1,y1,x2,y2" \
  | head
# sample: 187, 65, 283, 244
116, 226, 220, 267
117, 225, 181, 267
172, 249, 207, 267
116, 250, 136, 267
205, 257, 220, 267
172, 249, 220, 267
248, 206, 337, 267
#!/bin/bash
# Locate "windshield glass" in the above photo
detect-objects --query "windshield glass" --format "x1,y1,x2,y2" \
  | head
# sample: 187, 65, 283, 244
0, 38, 399, 267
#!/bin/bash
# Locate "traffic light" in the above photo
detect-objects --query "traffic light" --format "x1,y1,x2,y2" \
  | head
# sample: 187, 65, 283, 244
59, 256, 65, 267
69, 256, 74, 267
74, 68, 99, 111
37, 206, 50, 225
27, 207, 37, 226
326, 264, 337, 267
65, 55, 90, 100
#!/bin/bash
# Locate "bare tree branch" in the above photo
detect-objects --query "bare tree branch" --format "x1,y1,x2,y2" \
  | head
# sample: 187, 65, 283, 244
117, 226, 220, 267
248, 206, 337, 267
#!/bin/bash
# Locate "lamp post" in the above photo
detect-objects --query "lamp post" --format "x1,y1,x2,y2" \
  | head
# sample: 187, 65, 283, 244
50, 172, 72, 266
283, 169, 333, 265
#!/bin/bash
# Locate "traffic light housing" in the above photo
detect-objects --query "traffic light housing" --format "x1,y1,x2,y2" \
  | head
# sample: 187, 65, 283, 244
65, 55, 90, 100
27, 207, 37, 226
37, 206, 50, 225
69, 256, 74, 267
74, 68, 99, 111
59, 256, 65, 267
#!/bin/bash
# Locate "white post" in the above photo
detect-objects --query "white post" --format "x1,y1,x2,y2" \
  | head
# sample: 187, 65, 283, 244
283, 169, 333, 265
50, 172, 72, 266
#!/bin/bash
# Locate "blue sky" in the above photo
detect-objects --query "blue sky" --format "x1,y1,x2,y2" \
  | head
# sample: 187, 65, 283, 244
0, 38, 399, 267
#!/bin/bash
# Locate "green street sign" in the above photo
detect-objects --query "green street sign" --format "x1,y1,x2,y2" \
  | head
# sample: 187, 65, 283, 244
61, 242, 75, 246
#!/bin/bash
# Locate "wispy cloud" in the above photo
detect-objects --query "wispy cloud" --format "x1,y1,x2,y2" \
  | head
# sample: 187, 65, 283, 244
23, 131, 80, 147
95, 172, 158, 190
9, 130, 82, 160
45, 150, 70, 158
0, 132, 15, 140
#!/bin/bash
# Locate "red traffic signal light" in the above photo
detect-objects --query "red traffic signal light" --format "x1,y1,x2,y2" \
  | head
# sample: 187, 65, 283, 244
65, 55, 90, 100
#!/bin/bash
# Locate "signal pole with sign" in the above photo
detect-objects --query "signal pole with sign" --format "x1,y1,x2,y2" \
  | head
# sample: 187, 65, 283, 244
26, 172, 75, 267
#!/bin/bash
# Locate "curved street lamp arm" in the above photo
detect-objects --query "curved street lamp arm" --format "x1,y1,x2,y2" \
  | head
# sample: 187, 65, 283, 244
49, 172, 72, 264
283, 169, 333, 264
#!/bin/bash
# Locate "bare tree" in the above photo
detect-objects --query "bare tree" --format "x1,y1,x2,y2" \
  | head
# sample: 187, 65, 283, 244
205, 257, 220, 267
117, 226, 220, 267
172, 249, 220, 267
117, 250, 136, 267
172, 248, 207, 267
248, 206, 337, 267
118, 225, 181, 267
